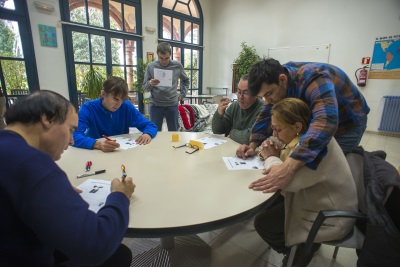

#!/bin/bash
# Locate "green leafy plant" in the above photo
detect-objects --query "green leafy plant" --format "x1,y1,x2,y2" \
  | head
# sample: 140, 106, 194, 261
132, 58, 150, 94
81, 68, 105, 100
232, 42, 261, 88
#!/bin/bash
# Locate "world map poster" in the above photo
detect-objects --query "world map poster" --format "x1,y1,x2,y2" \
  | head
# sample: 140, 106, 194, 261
369, 34, 400, 79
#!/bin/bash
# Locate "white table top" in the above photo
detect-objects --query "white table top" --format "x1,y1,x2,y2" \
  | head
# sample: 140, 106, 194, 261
57, 132, 277, 237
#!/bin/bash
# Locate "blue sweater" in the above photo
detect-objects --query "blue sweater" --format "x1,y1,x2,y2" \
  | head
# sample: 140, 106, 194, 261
0, 130, 130, 266
73, 98, 158, 149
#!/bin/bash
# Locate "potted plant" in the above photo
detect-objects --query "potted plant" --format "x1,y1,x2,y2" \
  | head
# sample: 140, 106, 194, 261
81, 68, 105, 100
132, 58, 151, 114
232, 42, 261, 91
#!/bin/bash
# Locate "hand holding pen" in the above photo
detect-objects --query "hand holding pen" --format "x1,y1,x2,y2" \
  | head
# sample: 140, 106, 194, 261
121, 164, 127, 182
93, 135, 120, 152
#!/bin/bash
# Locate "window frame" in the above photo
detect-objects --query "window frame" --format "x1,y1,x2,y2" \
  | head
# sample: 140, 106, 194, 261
0, 1, 40, 107
59, 0, 143, 110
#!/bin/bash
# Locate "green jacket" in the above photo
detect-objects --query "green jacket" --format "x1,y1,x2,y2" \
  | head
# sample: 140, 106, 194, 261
212, 98, 263, 145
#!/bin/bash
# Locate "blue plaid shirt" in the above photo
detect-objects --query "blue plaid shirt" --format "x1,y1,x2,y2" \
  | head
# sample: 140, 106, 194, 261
251, 62, 370, 168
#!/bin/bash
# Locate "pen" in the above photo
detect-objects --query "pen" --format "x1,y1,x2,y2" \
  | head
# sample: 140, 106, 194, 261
102, 135, 113, 141
77, 170, 106, 179
85, 161, 92, 172
121, 164, 127, 182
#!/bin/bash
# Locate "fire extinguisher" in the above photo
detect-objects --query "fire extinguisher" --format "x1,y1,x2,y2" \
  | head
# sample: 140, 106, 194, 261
355, 66, 369, 87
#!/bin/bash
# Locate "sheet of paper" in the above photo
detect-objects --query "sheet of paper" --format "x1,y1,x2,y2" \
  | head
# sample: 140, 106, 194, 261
77, 179, 111, 213
223, 157, 265, 170
154, 68, 173, 87
114, 136, 139, 150
195, 136, 227, 149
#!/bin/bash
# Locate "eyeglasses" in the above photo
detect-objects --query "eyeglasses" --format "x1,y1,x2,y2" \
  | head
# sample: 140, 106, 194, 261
236, 89, 251, 97
270, 124, 288, 133
173, 143, 200, 154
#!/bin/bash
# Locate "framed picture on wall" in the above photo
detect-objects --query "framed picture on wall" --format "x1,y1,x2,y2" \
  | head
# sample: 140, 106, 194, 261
147, 52, 154, 62
38, 24, 57, 47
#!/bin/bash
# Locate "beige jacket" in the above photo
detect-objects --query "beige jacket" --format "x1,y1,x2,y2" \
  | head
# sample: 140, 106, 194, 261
264, 138, 358, 246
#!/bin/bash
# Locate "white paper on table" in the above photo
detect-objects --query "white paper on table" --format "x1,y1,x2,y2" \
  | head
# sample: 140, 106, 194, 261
77, 179, 111, 213
195, 136, 227, 149
223, 157, 265, 170
113, 136, 139, 150
154, 68, 173, 87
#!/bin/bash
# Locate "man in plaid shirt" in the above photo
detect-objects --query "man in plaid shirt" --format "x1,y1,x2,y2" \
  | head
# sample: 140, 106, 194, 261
237, 58, 369, 193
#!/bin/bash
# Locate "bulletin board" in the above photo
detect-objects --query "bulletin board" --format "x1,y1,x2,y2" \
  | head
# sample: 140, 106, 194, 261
267, 44, 331, 64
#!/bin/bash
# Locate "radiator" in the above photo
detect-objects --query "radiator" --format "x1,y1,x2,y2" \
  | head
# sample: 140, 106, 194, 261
379, 96, 400, 133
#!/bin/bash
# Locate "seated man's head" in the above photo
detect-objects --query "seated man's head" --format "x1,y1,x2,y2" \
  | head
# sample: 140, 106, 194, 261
237, 74, 260, 110
5, 90, 77, 161
248, 58, 288, 105
270, 98, 311, 145
101, 76, 128, 112
157, 42, 172, 67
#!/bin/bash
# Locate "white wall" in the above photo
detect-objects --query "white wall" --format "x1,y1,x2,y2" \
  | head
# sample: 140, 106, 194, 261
206, 0, 400, 132
26, 0, 400, 132
27, 0, 68, 98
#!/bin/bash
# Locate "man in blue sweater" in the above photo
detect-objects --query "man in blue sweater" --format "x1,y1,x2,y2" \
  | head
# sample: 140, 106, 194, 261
143, 42, 190, 131
0, 90, 136, 266
73, 76, 158, 152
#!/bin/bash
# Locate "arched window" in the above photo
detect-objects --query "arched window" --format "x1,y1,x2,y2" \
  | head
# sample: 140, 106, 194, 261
60, 0, 143, 110
158, 0, 203, 96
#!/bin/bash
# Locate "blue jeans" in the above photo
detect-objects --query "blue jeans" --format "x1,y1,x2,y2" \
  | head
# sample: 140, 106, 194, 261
335, 115, 368, 154
150, 105, 179, 131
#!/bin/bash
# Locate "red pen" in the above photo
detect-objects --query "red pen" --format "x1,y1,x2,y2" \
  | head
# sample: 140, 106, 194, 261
102, 135, 113, 141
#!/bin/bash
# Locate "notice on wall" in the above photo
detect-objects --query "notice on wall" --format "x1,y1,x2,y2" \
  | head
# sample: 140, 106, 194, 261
369, 34, 400, 79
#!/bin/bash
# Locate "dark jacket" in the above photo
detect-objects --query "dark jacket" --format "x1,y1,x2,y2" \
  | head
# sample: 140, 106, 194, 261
352, 147, 400, 267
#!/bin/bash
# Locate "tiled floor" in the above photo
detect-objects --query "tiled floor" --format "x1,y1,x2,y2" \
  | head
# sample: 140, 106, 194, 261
125, 131, 399, 267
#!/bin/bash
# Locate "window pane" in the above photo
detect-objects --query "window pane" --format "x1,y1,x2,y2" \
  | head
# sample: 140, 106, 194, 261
72, 31, 89, 62
125, 40, 137, 66
184, 48, 192, 68
172, 46, 181, 62
184, 21, 192, 43
173, 18, 180, 41
162, 0, 174, 10
126, 66, 134, 90
88, 1, 103, 27
111, 38, 123, 64
193, 50, 199, 68
124, 4, 136, 33
75, 64, 90, 92
162, 15, 171, 39
1, 60, 28, 94
192, 70, 198, 88
70, 5, 87, 24
91, 34, 105, 64
112, 66, 125, 79
93, 65, 107, 81
188, 0, 199, 18
0, 0, 15, 10
109, 1, 122, 31
0, 19, 23, 58
193, 23, 199, 44
175, 2, 189, 16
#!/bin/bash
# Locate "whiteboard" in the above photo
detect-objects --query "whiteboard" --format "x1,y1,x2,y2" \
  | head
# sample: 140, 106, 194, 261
267, 44, 331, 64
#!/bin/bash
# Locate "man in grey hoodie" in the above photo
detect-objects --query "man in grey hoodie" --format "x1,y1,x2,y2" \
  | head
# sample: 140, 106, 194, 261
143, 42, 189, 131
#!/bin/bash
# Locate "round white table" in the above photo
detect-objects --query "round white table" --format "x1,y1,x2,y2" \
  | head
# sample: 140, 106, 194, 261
58, 132, 278, 266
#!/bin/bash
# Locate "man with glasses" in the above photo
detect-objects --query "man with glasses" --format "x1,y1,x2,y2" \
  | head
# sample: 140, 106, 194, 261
236, 58, 369, 193
212, 74, 263, 145
143, 42, 190, 131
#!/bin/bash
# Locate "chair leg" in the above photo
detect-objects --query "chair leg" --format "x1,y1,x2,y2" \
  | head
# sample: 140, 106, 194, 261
332, 246, 339, 259
286, 245, 298, 267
